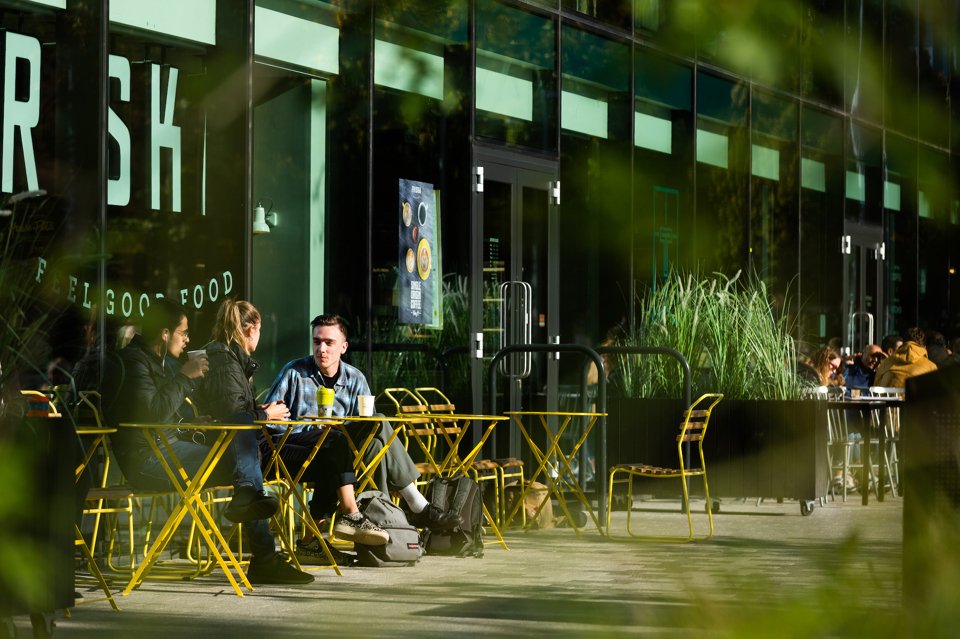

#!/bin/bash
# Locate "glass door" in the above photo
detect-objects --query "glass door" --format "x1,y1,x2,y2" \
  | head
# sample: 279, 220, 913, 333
473, 149, 558, 454
843, 224, 885, 353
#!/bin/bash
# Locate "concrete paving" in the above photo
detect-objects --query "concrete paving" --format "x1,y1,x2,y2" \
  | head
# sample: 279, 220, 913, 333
18, 495, 916, 638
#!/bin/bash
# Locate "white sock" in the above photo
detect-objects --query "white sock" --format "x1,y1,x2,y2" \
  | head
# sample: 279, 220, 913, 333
399, 483, 429, 513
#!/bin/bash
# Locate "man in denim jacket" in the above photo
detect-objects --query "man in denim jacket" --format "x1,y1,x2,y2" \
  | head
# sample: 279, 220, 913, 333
265, 314, 458, 531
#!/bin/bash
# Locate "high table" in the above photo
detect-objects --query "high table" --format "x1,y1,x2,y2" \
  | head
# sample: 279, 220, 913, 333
408, 414, 509, 549
118, 423, 259, 597
504, 411, 607, 535
827, 398, 901, 505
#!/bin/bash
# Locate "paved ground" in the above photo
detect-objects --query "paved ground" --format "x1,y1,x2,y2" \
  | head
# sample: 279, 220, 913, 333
11, 495, 924, 638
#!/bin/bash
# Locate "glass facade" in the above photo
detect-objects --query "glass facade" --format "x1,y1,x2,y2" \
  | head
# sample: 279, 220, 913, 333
5, 0, 959, 410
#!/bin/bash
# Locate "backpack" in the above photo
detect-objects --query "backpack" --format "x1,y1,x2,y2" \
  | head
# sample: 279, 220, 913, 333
354, 491, 422, 567
504, 480, 555, 529
422, 475, 484, 558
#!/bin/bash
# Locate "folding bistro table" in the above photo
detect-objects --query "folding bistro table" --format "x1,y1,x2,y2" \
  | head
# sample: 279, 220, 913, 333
118, 423, 259, 597
504, 411, 607, 535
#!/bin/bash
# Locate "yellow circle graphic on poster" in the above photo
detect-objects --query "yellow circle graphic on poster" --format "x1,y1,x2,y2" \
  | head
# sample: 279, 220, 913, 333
417, 238, 431, 280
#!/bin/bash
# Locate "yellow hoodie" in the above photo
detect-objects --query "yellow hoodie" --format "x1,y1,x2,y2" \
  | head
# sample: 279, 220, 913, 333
874, 341, 938, 387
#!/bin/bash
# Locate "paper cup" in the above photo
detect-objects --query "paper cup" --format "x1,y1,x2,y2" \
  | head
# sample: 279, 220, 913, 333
358, 395, 376, 417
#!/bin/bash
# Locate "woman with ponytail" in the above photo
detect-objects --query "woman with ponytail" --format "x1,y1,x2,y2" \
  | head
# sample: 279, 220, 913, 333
195, 299, 388, 572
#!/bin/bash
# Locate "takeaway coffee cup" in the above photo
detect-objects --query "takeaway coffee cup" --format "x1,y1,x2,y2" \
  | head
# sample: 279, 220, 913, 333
317, 387, 335, 417
187, 349, 206, 361
358, 395, 376, 417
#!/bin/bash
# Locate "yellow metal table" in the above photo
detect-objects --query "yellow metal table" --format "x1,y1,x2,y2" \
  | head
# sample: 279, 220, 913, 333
504, 411, 607, 536
297, 414, 430, 493
118, 422, 259, 597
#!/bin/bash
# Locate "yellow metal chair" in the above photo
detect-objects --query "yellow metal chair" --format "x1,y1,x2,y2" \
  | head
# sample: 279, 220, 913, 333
20, 389, 62, 417
382, 387, 436, 489
607, 393, 723, 542
413, 387, 506, 529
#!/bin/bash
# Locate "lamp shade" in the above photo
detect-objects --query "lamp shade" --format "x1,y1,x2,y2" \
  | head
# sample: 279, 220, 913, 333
253, 204, 270, 235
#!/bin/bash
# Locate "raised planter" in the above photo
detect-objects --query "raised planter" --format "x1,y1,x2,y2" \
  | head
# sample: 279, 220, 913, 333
607, 397, 828, 513
0, 415, 76, 620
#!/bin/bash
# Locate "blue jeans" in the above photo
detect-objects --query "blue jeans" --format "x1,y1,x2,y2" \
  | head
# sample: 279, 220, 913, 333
259, 429, 356, 520
128, 431, 275, 558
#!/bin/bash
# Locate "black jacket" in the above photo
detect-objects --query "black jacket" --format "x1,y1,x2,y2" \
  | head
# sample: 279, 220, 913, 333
101, 334, 196, 475
193, 340, 266, 424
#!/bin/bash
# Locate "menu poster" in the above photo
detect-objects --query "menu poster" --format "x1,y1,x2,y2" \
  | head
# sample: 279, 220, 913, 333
398, 178, 442, 327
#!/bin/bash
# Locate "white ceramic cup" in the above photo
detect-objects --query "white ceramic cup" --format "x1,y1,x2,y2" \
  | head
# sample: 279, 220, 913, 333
358, 395, 376, 417
187, 349, 206, 360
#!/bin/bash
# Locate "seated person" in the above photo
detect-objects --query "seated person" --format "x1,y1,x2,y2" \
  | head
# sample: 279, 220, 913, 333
101, 298, 312, 584
844, 344, 884, 392
192, 299, 389, 564
264, 313, 459, 531
875, 326, 937, 387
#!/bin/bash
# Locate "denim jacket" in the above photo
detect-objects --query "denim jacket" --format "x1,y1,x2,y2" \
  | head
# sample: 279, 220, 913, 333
263, 357, 370, 432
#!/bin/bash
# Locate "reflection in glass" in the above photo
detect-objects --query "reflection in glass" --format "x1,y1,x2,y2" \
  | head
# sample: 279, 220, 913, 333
366, 1, 472, 401
633, 49, 692, 309
476, 0, 557, 151
799, 108, 843, 347
559, 26, 630, 350
751, 92, 798, 307
918, 147, 952, 329
883, 134, 917, 335
695, 72, 748, 276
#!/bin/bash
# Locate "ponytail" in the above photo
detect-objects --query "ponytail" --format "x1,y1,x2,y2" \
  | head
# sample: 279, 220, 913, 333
213, 299, 261, 353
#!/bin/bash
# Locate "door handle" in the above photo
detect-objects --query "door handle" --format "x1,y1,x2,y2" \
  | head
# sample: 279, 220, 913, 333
841, 235, 852, 255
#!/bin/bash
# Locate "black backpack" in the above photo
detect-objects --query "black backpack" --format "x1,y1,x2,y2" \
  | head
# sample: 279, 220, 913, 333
422, 475, 484, 558
354, 491, 422, 567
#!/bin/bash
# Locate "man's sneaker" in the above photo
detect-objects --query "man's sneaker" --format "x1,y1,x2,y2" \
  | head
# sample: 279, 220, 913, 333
224, 486, 279, 524
246, 553, 314, 585
408, 504, 461, 531
332, 512, 389, 546
295, 538, 357, 567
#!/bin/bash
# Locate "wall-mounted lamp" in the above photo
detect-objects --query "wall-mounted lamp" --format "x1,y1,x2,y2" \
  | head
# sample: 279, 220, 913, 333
253, 202, 278, 235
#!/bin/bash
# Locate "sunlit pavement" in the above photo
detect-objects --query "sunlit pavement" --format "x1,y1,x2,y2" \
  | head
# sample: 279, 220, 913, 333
43, 497, 904, 638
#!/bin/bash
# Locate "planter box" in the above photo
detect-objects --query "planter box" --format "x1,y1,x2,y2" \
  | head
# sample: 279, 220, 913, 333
0, 415, 76, 618
606, 398, 828, 507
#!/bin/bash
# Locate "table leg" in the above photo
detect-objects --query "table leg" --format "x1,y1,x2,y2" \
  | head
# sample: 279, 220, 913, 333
552, 417, 604, 535
861, 410, 870, 506
262, 425, 343, 576
343, 422, 403, 493
123, 432, 251, 596
877, 410, 886, 503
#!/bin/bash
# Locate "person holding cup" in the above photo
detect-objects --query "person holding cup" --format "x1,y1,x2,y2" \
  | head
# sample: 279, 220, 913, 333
100, 298, 306, 583
265, 313, 460, 532
193, 300, 389, 570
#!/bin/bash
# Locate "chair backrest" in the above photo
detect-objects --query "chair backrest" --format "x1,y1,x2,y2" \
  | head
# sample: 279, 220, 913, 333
182, 396, 200, 418
74, 391, 105, 429
21, 389, 62, 417
676, 393, 723, 454
381, 387, 427, 415
825, 406, 849, 444
413, 387, 456, 414
868, 386, 905, 398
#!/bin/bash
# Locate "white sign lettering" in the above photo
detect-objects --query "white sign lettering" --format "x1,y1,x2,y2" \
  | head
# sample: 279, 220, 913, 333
151, 64, 181, 212
3, 32, 40, 194
107, 55, 131, 207
35, 259, 234, 317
